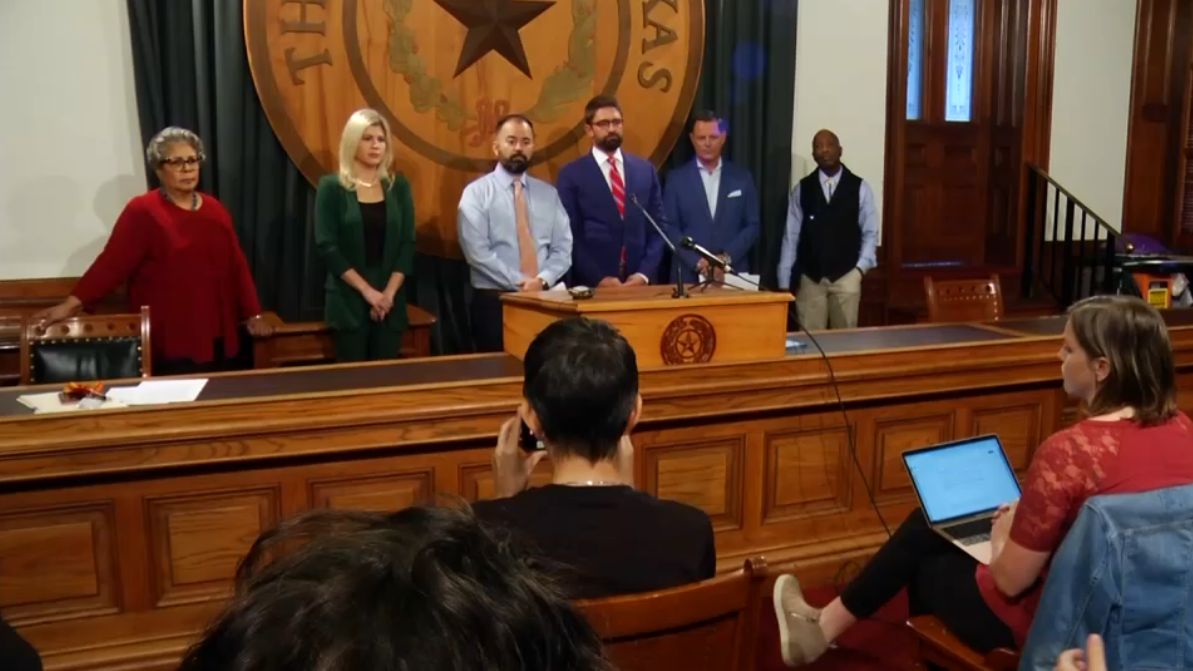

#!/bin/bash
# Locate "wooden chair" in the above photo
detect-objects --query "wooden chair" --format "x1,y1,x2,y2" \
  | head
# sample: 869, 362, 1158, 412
20, 306, 151, 385
575, 557, 768, 671
923, 275, 1004, 323
907, 615, 1019, 671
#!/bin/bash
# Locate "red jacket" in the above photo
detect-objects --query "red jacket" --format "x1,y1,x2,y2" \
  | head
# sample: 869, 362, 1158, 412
73, 191, 262, 364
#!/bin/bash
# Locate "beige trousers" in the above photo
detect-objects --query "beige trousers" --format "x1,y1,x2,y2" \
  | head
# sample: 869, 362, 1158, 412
796, 269, 863, 330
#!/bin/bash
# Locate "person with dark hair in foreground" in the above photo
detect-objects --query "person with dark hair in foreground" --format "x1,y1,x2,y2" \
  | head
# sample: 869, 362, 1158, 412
179, 506, 612, 671
472, 317, 716, 598
772, 295, 1193, 667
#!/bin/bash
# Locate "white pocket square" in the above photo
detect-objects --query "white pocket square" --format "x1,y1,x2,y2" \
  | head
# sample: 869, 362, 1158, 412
727, 189, 742, 198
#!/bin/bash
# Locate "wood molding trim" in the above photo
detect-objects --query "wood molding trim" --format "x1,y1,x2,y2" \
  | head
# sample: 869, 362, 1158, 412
1122, 0, 1193, 244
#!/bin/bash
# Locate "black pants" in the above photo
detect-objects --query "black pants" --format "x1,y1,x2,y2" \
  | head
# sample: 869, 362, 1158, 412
471, 288, 507, 353
840, 510, 1016, 653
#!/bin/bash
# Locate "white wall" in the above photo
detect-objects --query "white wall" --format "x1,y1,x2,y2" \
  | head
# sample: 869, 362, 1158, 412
1047, 0, 1135, 230
0, 0, 1141, 277
791, 0, 890, 232
0, 1, 145, 280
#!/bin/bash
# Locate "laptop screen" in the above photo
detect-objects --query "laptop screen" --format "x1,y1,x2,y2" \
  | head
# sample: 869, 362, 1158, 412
903, 435, 1021, 525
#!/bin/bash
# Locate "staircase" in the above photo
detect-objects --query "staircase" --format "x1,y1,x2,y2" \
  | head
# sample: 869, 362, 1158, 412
1022, 164, 1121, 307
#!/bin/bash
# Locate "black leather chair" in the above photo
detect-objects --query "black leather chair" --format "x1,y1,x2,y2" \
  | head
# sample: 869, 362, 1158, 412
20, 306, 151, 385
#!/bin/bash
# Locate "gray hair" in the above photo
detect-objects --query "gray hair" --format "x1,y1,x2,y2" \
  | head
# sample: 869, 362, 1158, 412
145, 127, 206, 166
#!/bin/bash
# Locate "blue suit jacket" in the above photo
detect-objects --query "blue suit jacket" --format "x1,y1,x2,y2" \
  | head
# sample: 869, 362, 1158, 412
557, 151, 667, 287
663, 159, 760, 282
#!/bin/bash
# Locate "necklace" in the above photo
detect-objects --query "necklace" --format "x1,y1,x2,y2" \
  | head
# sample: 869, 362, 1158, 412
160, 188, 198, 211
560, 480, 623, 487
355, 177, 378, 188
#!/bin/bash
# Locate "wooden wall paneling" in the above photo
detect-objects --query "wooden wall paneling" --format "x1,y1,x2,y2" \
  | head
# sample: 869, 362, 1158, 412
638, 428, 746, 535
0, 502, 120, 627
969, 392, 1048, 471
1122, 0, 1193, 241
308, 469, 434, 512
1172, 5, 1193, 250
762, 418, 852, 525
870, 404, 956, 504
146, 487, 281, 608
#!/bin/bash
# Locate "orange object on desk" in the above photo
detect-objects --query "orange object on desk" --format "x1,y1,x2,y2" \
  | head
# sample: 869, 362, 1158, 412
1132, 273, 1172, 309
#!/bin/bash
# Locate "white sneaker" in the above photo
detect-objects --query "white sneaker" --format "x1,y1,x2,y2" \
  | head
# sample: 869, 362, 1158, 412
773, 574, 828, 667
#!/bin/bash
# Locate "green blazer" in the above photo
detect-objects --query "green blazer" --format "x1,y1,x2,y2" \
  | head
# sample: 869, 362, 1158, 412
314, 174, 416, 332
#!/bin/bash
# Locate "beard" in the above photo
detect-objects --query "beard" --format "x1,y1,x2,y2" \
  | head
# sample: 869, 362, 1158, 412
501, 154, 529, 174
596, 133, 622, 153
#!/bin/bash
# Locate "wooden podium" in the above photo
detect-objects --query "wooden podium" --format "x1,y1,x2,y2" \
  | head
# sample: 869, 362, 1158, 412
501, 285, 793, 368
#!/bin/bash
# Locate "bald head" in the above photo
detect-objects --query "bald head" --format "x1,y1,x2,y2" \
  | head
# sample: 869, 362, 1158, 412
812, 129, 842, 174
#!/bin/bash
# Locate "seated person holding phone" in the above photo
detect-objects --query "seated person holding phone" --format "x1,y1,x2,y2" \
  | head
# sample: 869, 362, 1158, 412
472, 317, 716, 598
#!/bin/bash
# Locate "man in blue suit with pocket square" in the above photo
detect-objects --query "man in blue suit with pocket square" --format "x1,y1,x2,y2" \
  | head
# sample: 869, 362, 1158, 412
558, 95, 667, 288
663, 111, 760, 282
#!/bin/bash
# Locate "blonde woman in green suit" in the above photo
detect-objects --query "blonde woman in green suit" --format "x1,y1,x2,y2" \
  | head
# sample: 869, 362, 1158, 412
315, 109, 416, 362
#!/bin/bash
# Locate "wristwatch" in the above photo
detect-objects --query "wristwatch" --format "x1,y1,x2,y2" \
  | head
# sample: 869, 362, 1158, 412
539, 277, 549, 290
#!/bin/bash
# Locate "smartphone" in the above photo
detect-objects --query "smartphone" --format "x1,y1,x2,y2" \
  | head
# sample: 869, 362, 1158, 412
519, 420, 545, 452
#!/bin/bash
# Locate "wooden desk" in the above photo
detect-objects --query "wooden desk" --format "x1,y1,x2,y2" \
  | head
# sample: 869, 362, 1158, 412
3, 317, 1193, 669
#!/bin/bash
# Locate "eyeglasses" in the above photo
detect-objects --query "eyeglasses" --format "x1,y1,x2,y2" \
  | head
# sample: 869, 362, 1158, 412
590, 119, 624, 130
160, 155, 205, 168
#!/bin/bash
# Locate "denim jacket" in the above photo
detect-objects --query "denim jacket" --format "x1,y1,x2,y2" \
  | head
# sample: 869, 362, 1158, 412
1020, 483, 1193, 670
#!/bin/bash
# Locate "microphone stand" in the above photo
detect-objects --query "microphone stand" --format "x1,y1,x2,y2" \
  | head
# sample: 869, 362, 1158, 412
629, 194, 687, 299
682, 236, 763, 291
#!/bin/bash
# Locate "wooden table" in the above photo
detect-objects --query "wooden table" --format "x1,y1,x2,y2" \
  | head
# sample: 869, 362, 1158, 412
3, 315, 1193, 669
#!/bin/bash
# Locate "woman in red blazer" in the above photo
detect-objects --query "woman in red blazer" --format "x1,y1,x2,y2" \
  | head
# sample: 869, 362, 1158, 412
34, 127, 272, 375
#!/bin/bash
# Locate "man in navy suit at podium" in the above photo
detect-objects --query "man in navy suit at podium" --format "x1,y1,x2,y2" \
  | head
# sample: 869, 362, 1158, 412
557, 95, 666, 288
663, 111, 760, 282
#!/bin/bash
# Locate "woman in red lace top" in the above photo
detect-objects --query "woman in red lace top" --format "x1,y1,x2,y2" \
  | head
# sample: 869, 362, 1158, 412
770, 295, 1193, 667
34, 127, 273, 374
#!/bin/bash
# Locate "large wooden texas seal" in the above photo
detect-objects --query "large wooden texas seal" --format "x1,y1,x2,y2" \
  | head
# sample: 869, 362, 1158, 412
245, 0, 705, 257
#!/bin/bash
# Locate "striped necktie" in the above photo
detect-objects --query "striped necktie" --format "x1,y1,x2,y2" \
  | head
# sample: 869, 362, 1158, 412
608, 157, 626, 218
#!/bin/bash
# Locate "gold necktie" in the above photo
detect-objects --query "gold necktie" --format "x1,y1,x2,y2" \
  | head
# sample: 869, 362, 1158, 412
514, 180, 538, 278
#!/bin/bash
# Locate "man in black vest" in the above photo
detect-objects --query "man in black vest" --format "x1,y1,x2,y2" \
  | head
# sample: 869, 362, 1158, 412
776, 129, 878, 329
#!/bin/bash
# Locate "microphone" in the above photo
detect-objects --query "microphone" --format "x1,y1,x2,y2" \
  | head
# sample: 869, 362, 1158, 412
628, 193, 687, 298
680, 236, 731, 272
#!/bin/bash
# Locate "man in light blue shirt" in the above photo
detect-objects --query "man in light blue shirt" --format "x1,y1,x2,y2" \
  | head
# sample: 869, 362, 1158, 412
776, 129, 879, 329
458, 114, 573, 351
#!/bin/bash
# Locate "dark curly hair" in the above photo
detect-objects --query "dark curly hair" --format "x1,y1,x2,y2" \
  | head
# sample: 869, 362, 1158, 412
179, 505, 612, 671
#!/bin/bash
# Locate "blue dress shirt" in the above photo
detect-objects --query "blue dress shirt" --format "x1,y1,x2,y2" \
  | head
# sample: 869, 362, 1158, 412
458, 164, 573, 290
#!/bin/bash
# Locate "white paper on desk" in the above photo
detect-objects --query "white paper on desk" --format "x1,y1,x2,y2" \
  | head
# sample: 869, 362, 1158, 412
722, 273, 761, 291
550, 281, 566, 291
107, 379, 208, 405
785, 336, 808, 350
17, 392, 128, 414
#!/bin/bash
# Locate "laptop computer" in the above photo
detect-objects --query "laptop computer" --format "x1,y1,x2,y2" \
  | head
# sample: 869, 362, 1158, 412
902, 434, 1021, 565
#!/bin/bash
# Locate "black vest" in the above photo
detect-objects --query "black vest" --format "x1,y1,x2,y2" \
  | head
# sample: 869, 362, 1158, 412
796, 166, 862, 282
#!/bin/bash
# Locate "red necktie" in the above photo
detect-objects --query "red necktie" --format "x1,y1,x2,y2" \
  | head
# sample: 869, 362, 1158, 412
608, 157, 626, 218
